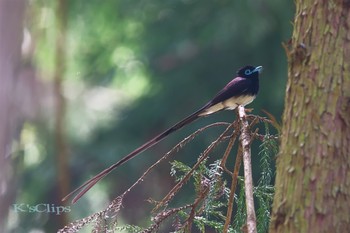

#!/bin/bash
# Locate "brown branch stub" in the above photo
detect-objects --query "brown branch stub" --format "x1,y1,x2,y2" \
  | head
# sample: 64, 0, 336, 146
237, 106, 257, 233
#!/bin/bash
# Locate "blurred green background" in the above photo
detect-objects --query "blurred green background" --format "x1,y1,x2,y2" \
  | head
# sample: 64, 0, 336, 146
8, 0, 294, 232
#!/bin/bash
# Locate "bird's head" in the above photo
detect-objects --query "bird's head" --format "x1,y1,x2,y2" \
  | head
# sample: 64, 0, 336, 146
237, 65, 263, 78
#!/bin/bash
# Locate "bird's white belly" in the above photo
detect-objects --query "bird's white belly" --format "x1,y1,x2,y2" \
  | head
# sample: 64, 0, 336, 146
199, 95, 256, 116
223, 95, 256, 109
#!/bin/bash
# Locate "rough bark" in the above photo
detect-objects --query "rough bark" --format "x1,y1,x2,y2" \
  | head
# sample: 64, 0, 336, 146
270, 0, 350, 232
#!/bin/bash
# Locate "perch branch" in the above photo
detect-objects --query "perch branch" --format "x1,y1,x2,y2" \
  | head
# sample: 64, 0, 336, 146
237, 106, 257, 233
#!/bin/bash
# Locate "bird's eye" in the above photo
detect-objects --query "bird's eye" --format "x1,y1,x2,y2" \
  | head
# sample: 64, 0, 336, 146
244, 70, 252, 75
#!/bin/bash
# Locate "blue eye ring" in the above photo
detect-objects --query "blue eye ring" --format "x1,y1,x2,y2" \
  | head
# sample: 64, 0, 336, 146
244, 70, 252, 75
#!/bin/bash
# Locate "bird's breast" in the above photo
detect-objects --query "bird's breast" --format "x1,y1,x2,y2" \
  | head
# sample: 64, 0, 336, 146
198, 94, 256, 116
223, 94, 256, 110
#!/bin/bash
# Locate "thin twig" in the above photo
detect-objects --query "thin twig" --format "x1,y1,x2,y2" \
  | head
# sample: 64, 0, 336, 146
220, 125, 239, 176
185, 184, 210, 232
58, 122, 229, 233
223, 143, 243, 232
141, 204, 194, 233
254, 133, 280, 141
121, 122, 230, 197
153, 123, 234, 212
238, 106, 257, 233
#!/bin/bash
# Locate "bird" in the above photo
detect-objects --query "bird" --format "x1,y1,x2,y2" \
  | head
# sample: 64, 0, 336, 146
63, 65, 263, 203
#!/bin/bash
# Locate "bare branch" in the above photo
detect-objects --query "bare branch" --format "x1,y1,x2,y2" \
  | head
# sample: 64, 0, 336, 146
220, 121, 239, 176
223, 143, 243, 232
238, 106, 257, 233
153, 122, 234, 212
58, 122, 230, 233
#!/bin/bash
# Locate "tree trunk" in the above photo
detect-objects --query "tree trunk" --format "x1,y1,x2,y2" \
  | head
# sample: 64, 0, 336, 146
0, 0, 25, 232
54, 0, 70, 228
270, 1, 350, 232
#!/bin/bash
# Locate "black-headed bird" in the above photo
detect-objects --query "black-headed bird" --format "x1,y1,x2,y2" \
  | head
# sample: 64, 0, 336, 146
63, 65, 263, 203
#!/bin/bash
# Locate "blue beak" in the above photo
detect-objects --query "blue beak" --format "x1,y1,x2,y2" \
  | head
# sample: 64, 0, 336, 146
254, 66, 263, 74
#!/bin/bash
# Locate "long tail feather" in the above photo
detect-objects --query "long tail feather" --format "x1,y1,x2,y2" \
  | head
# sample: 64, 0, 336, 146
62, 107, 207, 203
